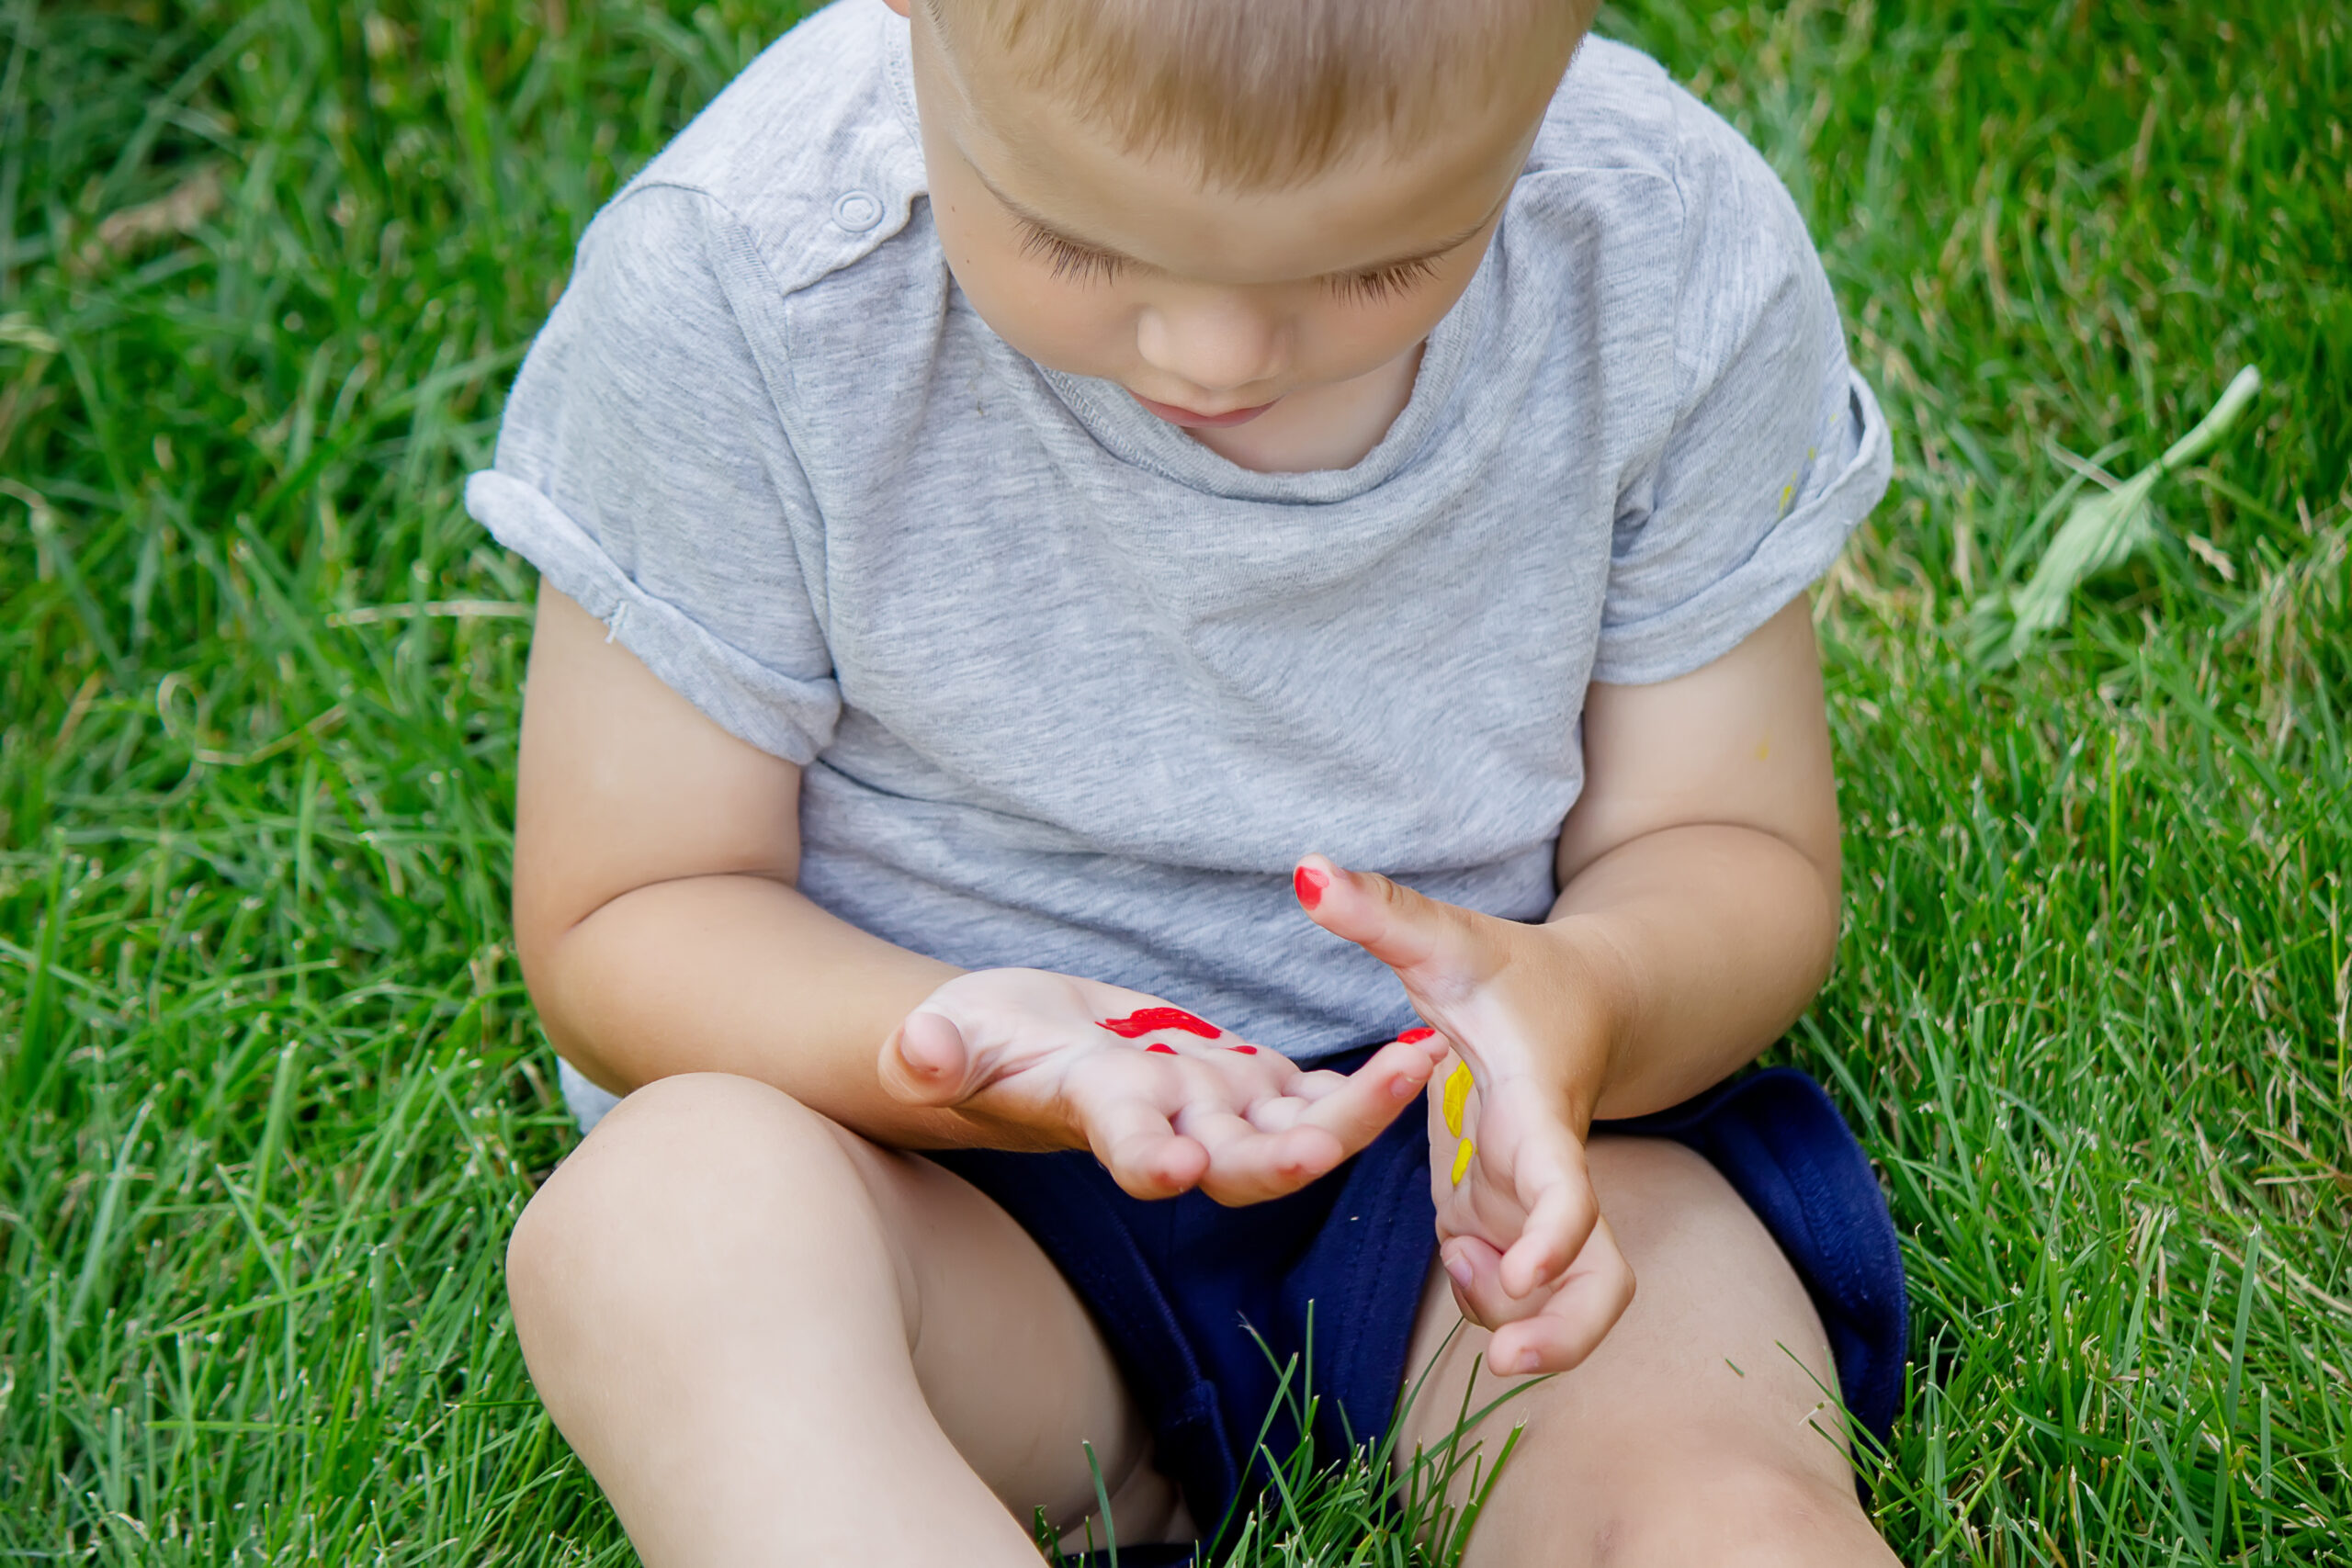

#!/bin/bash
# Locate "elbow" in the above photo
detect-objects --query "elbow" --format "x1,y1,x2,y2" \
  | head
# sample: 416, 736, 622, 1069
512, 911, 568, 1044
1802, 837, 1843, 997
510, 865, 567, 1031
511, 882, 625, 1096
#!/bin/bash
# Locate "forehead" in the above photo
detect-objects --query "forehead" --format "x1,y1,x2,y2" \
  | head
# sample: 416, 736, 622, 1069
915, 17, 1550, 283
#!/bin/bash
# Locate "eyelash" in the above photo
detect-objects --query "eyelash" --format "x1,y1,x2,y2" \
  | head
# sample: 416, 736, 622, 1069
1015, 220, 1441, 302
1327, 255, 1440, 303
1019, 223, 1127, 285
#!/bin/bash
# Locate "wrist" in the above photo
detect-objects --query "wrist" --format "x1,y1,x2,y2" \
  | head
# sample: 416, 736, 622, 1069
1524, 914, 1640, 1129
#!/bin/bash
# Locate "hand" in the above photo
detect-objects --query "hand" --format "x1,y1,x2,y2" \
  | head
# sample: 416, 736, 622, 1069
878, 968, 1438, 1205
1292, 856, 1637, 1376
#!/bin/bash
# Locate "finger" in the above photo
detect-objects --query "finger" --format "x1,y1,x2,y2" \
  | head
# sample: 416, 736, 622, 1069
1072, 1084, 1210, 1200
1100, 1050, 1331, 1200
878, 1010, 978, 1106
1167, 1055, 1354, 1201
1437, 1233, 1530, 1332
1283, 1067, 1352, 1102
1151, 1044, 1319, 1128
1498, 1144, 1600, 1300
1438, 1232, 1547, 1328
1485, 1215, 1636, 1376
1398, 1024, 1453, 1066
1183, 1042, 1433, 1202
1293, 1041, 1437, 1156
1185, 1116, 1348, 1205
1242, 1093, 1308, 1132
1292, 853, 1485, 983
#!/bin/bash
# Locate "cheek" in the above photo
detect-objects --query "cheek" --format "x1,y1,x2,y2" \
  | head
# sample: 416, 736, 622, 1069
1297, 254, 1487, 380
972, 276, 1131, 374
933, 213, 1130, 375
1295, 293, 1449, 379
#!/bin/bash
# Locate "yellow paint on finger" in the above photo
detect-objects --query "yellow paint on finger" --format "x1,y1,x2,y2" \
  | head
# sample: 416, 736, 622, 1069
1452, 1136, 1476, 1186
1442, 1063, 1473, 1137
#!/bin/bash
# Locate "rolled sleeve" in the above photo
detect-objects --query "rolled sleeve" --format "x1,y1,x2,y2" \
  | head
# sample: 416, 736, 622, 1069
465, 184, 842, 762
1591, 94, 1892, 685
466, 470, 840, 763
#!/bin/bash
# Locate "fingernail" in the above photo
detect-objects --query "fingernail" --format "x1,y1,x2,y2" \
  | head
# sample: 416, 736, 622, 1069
1293, 864, 1329, 908
1398, 1026, 1435, 1044
1515, 1348, 1543, 1375
1444, 1250, 1473, 1290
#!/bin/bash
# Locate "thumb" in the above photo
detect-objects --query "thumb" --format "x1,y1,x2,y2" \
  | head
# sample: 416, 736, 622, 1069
879, 1009, 982, 1106
1293, 853, 1483, 981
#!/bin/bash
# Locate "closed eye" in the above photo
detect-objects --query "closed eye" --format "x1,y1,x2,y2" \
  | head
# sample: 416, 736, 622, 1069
1016, 218, 1128, 285
1327, 254, 1441, 304
1016, 215, 1451, 300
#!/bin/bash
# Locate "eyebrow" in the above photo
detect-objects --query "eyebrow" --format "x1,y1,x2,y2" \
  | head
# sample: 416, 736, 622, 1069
973, 164, 1508, 279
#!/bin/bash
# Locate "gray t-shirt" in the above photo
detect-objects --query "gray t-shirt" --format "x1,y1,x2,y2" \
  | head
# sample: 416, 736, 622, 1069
467, 0, 1891, 1080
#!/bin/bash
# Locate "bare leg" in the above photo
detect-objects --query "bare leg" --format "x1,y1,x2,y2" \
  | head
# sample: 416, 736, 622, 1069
506, 1072, 1187, 1565
1397, 1136, 1898, 1567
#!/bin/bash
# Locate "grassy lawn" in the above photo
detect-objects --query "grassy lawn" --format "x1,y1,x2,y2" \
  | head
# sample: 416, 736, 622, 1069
3, 0, 2346, 1560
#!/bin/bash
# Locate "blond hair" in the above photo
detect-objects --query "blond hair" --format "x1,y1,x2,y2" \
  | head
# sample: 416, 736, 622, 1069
931, 0, 1598, 189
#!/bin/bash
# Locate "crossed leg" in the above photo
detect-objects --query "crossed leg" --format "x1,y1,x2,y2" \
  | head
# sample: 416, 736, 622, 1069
510, 1083, 1896, 1565
504, 1072, 1190, 1564
1396, 1135, 1899, 1566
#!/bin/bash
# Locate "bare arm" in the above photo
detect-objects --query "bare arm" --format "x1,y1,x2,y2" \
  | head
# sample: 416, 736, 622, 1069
1551, 592, 1842, 1119
1294, 594, 1844, 1371
1303, 594, 1841, 1125
513, 587, 970, 1145
513, 587, 1436, 1185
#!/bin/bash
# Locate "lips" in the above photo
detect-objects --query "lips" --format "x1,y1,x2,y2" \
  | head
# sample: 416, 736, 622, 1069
1132, 392, 1277, 429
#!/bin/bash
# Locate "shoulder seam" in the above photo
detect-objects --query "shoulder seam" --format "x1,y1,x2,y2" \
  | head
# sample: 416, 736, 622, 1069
580, 181, 818, 509
603, 168, 918, 306
594, 2, 927, 299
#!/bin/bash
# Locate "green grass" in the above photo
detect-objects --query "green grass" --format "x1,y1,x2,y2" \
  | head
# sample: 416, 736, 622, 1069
3, 0, 2346, 1560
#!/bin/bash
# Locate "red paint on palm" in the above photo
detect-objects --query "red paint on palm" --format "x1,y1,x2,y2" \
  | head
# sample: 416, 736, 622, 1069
1398, 1026, 1436, 1043
1098, 1006, 1222, 1040
1145, 1043, 1180, 1055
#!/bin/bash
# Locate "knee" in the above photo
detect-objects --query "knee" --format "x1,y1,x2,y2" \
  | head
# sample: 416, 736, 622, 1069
505, 1073, 876, 1323
1589, 1461, 1886, 1568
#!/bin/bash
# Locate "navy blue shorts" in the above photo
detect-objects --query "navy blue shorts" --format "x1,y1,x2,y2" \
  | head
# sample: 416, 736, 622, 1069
933, 1055, 1905, 1543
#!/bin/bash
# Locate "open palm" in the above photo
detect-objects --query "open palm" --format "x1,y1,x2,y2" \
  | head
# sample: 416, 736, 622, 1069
881, 967, 1437, 1205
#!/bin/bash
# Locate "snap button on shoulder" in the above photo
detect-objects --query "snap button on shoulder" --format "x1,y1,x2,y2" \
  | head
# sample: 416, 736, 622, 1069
831, 190, 884, 232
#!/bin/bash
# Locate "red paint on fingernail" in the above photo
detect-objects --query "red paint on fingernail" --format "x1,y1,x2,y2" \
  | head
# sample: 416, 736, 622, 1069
1398, 1026, 1436, 1043
1097, 1007, 1221, 1039
1294, 864, 1329, 908
1145, 1043, 1179, 1055
1228, 1043, 1259, 1055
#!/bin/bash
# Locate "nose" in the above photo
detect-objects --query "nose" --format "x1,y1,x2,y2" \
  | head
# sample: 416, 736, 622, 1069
1135, 291, 1286, 399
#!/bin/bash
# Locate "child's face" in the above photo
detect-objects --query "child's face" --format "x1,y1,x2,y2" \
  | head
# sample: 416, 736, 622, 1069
896, 1, 1549, 450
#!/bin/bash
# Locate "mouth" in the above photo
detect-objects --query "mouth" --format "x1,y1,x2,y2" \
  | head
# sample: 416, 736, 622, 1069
1131, 392, 1278, 429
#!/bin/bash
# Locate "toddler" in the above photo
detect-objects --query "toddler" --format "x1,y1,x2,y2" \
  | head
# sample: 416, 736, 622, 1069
471, 0, 1907, 1561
